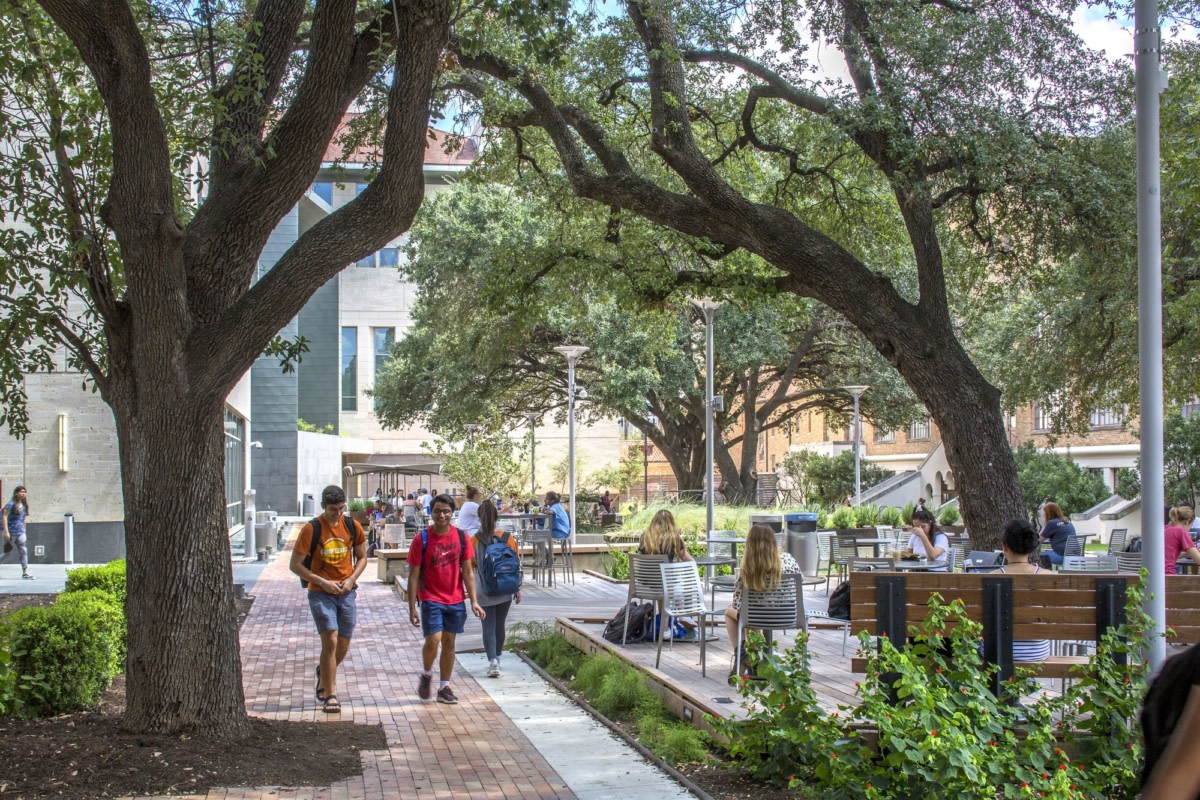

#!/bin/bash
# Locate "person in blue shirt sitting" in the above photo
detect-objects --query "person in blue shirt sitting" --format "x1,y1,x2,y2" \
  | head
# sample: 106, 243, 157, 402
1038, 501, 1075, 566
544, 491, 571, 540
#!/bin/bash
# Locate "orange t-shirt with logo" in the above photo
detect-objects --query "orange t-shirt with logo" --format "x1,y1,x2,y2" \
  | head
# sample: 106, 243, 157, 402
296, 515, 366, 592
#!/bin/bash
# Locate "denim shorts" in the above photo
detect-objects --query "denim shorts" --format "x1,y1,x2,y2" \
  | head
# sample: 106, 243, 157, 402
308, 589, 357, 638
421, 600, 466, 636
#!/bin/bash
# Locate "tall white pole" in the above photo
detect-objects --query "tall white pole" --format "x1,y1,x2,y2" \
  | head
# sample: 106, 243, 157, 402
1135, 0, 1166, 670
525, 413, 538, 497
844, 386, 870, 506
554, 346, 588, 546
690, 299, 722, 535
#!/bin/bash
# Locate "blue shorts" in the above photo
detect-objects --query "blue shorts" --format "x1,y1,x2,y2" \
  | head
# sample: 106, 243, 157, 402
308, 589, 357, 638
421, 600, 466, 636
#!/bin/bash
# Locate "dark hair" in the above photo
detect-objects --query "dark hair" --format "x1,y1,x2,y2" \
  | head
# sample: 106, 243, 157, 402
10, 485, 27, 515
466, 485, 482, 501
1001, 518, 1039, 556
545, 491, 561, 505
431, 493, 455, 512
479, 500, 498, 543
1141, 645, 1200, 788
320, 485, 345, 507
910, 507, 939, 533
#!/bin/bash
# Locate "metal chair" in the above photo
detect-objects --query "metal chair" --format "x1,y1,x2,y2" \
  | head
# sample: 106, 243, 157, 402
554, 536, 575, 585
850, 557, 896, 572
1064, 534, 1085, 558
523, 528, 555, 588
624, 554, 669, 645
1107, 528, 1129, 555
829, 532, 859, 593
1062, 555, 1119, 573
946, 545, 961, 573
1116, 552, 1144, 574
657, 562, 719, 675
707, 530, 741, 607
735, 573, 802, 677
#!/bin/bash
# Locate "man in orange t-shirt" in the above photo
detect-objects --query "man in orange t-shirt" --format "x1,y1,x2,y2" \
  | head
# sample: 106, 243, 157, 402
290, 485, 367, 714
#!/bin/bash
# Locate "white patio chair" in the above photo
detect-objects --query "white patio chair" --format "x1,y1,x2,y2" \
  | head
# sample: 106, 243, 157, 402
624, 554, 669, 645
734, 573, 802, 677
657, 561, 720, 676
1116, 552, 1143, 574
1062, 555, 1119, 573
1106, 529, 1128, 555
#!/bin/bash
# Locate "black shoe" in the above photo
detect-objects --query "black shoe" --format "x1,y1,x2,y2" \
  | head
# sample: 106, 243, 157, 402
418, 673, 432, 700
436, 686, 459, 705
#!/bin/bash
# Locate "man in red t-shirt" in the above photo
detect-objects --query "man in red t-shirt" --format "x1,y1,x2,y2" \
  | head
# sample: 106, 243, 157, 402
290, 485, 367, 714
408, 493, 483, 704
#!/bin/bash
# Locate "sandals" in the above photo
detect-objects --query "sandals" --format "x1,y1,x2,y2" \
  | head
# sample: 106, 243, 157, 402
314, 666, 325, 702
322, 694, 341, 713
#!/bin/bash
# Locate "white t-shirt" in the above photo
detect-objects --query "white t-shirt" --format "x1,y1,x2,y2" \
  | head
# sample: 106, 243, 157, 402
907, 531, 950, 571
457, 501, 481, 536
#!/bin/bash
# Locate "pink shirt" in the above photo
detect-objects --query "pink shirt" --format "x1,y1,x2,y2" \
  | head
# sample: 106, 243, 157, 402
1164, 525, 1193, 575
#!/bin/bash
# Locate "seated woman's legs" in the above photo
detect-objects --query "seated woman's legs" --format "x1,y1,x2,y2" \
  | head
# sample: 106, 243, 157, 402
724, 606, 740, 643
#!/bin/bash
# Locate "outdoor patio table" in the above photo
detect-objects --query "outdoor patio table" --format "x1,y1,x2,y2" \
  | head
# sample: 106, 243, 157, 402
892, 559, 948, 571
706, 534, 746, 563
693, 555, 735, 596
852, 537, 895, 558
1177, 557, 1199, 575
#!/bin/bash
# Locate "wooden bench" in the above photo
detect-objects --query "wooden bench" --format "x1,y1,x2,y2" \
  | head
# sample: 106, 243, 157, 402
848, 571, 1200, 689
374, 548, 409, 583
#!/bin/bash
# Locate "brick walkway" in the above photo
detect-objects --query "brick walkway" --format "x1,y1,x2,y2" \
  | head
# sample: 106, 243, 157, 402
202, 547, 577, 800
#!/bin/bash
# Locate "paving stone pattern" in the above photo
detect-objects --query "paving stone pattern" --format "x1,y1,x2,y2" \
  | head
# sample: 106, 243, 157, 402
197, 547, 577, 799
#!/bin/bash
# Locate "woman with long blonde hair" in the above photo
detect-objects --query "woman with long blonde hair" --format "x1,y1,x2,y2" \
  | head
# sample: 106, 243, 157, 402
724, 523, 800, 644
638, 509, 693, 562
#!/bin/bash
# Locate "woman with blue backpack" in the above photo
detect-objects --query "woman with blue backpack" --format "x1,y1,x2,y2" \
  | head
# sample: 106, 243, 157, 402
472, 499, 522, 677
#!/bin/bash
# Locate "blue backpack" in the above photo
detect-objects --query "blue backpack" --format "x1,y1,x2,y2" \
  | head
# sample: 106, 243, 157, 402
479, 532, 522, 596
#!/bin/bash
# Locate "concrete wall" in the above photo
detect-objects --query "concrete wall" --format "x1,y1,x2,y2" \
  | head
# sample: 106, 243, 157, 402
297, 431, 345, 508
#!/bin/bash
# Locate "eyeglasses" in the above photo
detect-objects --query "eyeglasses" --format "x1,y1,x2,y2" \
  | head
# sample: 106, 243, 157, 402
431, 508, 454, 516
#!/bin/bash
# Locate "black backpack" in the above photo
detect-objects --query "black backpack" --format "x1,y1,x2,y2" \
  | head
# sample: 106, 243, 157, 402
827, 581, 852, 621
1124, 537, 1143, 553
603, 601, 656, 643
300, 514, 355, 588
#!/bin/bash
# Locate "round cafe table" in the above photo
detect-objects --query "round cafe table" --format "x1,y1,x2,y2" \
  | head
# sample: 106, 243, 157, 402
892, 559, 947, 571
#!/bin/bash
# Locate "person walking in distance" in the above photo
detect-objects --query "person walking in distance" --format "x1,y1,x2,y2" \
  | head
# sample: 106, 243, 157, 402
472, 499, 521, 677
289, 485, 368, 714
2, 485, 32, 579
408, 493, 484, 704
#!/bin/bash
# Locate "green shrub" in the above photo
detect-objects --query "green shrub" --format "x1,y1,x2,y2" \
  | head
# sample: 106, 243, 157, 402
638, 711, 711, 765
525, 633, 584, 680
853, 503, 880, 527
936, 503, 961, 526
590, 662, 657, 719
0, 615, 14, 716
55, 589, 125, 679
900, 500, 916, 523
879, 506, 904, 527
64, 559, 127, 606
8, 604, 109, 717
602, 546, 630, 580
571, 652, 622, 696
347, 498, 369, 513
829, 506, 856, 529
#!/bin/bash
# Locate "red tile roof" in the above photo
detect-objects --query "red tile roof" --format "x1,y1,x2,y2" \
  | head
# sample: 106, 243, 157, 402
322, 118, 477, 166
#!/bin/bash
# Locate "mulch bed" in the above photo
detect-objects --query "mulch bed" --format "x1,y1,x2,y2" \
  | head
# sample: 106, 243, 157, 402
0, 594, 387, 800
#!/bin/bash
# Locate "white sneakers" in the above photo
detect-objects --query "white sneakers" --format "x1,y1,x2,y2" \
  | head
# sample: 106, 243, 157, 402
487, 659, 500, 678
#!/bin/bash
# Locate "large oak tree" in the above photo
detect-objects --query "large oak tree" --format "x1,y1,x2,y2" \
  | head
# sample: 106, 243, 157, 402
0, 0, 471, 735
454, 0, 1125, 545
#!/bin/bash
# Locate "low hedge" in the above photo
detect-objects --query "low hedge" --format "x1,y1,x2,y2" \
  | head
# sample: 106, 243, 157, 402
63, 559, 127, 606
7, 603, 110, 717
55, 588, 125, 679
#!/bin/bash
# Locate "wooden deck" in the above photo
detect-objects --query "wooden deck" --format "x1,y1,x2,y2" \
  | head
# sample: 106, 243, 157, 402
414, 568, 861, 719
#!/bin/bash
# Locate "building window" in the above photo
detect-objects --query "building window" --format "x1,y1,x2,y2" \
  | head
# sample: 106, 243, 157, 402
1184, 398, 1200, 419
908, 418, 931, 441
355, 247, 401, 269
1088, 407, 1123, 429
341, 327, 357, 411
372, 327, 394, 410
311, 181, 333, 205
1032, 404, 1051, 432
874, 427, 895, 443
223, 409, 245, 531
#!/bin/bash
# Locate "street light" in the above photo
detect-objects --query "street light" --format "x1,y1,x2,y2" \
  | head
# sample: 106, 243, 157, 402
843, 385, 870, 505
464, 422, 480, 446
554, 345, 588, 545
690, 297, 723, 537
525, 412, 538, 497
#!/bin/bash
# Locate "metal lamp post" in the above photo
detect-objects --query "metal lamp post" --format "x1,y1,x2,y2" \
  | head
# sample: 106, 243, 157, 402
554, 345, 588, 545
690, 298, 723, 537
525, 412, 538, 498
843, 385, 870, 505
464, 423, 480, 447
642, 413, 657, 506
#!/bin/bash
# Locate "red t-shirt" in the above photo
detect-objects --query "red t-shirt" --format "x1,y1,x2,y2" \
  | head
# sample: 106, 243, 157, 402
408, 526, 475, 605
1165, 525, 1193, 575
295, 515, 366, 592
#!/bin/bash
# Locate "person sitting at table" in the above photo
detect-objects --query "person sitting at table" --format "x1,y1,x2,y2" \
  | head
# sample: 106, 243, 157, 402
1165, 506, 1200, 576
724, 523, 801, 648
986, 518, 1050, 662
637, 510, 693, 562
1038, 501, 1075, 566
544, 491, 570, 540
900, 508, 949, 571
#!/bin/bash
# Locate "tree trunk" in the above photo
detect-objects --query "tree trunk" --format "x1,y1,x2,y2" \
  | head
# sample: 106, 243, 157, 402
112, 385, 250, 736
